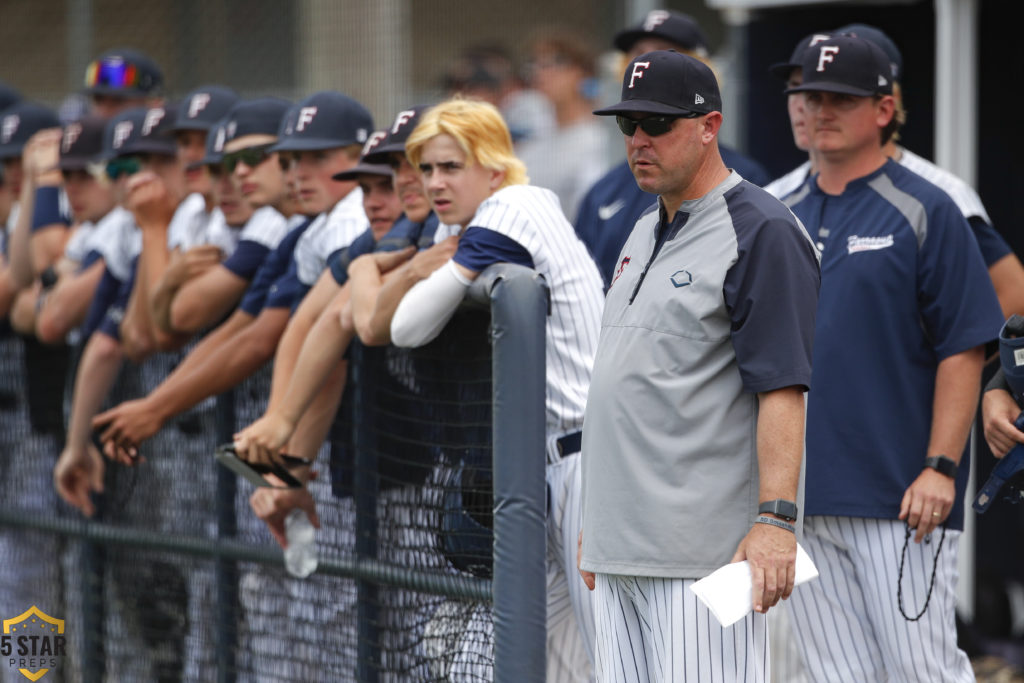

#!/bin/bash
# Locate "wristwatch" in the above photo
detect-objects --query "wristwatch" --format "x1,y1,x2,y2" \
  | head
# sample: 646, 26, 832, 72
924, 455, 958, 479
758, 499, 798, 522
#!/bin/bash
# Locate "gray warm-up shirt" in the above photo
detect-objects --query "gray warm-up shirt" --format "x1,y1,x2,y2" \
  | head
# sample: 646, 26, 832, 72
579, 171, 820, 579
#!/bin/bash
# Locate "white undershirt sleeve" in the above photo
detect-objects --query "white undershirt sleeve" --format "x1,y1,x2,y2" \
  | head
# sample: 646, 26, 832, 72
390, 260, 473, 348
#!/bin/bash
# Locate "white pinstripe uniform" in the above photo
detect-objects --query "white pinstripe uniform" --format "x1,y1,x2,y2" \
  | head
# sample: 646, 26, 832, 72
897, 148, 990, 222
94, 209, 142, 284
435, 184, 605, 682
63, 222, 98, 262
786, 516, 970, 683
166, 191, 213, 250
294, 188, 367, 287
236, 205, 290, 250
198, 204, 290, 258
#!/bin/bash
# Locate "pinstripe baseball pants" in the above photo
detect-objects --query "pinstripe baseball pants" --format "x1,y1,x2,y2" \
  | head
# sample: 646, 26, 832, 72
787, 515, 972, 683
593, 573, 770, 683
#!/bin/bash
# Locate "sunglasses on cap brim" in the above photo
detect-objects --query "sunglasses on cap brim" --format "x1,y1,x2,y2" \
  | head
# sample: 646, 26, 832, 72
85, 59, 142, 90
222, 143, 275, 173
615, 112, 703, 137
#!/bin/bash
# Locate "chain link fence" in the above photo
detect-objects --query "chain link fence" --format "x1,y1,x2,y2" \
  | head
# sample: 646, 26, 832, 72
1, 265, 548, 682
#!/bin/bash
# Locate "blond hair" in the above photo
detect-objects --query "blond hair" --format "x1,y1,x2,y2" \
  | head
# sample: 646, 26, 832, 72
405, 98, 528, 188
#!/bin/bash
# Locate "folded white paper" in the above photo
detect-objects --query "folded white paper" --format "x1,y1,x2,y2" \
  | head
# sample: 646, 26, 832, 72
689, 543, 819, 627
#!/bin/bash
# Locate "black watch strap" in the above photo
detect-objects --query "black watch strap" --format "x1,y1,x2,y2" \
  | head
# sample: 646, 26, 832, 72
924, 455, 958, 479
758, 499, 798, 522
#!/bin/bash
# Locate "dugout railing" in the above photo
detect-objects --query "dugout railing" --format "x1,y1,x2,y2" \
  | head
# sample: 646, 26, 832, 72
0, 263, 547, 683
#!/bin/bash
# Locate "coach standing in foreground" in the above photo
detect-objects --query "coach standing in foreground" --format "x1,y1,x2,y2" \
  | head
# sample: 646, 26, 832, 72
577, 50, 819, 682
780, 35, 1001, 682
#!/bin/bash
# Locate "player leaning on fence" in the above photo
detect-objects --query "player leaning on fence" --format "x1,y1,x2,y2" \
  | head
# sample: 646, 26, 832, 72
576, 50, 820, 682
392, 97, 605, 682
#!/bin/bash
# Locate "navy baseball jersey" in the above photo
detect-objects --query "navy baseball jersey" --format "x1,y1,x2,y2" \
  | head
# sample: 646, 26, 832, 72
770, 151, 1012, 268
221, 206, 289, 280
327, 212, 441, 287
327, 228, 378, 287
238, 216, 314, 317
30, 186, 71, 232
785, 159, 1003, 530
378, 212, 440, 253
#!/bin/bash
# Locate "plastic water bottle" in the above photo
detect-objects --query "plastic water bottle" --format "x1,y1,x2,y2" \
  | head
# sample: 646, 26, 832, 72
283, 509, 318, 578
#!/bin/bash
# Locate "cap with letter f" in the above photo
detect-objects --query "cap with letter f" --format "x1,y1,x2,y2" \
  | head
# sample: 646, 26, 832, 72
332, 131, 392, 181
834, 23, 903, 82
613, 10, 709, 56
593, 50, 721, 117
270, 91, 373, 152
0, 102, 60, 159
786, 34, 893, 97
769, 32, 833, 81
362, 104, 431, 164
58, 116, 108, 170
172, 85, 240, 133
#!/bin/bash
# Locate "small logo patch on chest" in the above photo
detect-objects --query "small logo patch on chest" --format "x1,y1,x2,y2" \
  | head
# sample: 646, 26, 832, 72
670, 270, 693, 288
611, 256, 631, 288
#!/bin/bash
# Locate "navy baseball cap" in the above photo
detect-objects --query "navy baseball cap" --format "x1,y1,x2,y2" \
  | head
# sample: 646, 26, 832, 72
363, 105, 430, 164
118, 103, 178, 156
172, 86, 240, 133
0, 102, 61, 160
613, 10, 708, 56
102, 107, 148, 160
594, 50, 721, 117
768, 32, 833, 81
787, 35, 893, 97
333, 131, 392, 180
84, 48, 163, 98
58, 116, 108, 170
192, 118, 228, 169
270, 91, 373, 152
0, 81, 21, 113
835, 24, 903, 82
223, 97, 291, 143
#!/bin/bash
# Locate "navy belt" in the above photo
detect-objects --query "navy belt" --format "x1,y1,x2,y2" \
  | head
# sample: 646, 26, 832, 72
556, 431, 582, 458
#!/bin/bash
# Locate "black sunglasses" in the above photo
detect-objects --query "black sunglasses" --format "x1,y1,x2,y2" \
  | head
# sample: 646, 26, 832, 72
223, 143, 275, 173
105, 156, 142, 180
615, 113, 703, 137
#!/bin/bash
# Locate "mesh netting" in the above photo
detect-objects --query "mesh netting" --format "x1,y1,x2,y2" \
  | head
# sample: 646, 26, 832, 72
1, 305, 497, 682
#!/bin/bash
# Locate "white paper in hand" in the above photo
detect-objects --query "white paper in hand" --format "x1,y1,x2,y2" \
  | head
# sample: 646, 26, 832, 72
689, 543, 819, 627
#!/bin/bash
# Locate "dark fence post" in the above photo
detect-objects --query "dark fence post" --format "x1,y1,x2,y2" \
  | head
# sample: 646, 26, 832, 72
469, 265, 548, 683
352, 342, 380, 682
81, 535, 106, 683
215, 389, 238, 683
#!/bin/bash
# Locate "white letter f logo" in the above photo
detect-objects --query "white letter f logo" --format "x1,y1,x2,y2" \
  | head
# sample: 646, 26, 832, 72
817, 46, 840, 72
629, 61, 650, 89
296, 106, 318, 132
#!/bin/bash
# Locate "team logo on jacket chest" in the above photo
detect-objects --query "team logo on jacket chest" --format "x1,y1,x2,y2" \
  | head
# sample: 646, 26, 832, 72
611, 256, 631, 288
847, 234, 894, 254
670, 270, 693, 288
